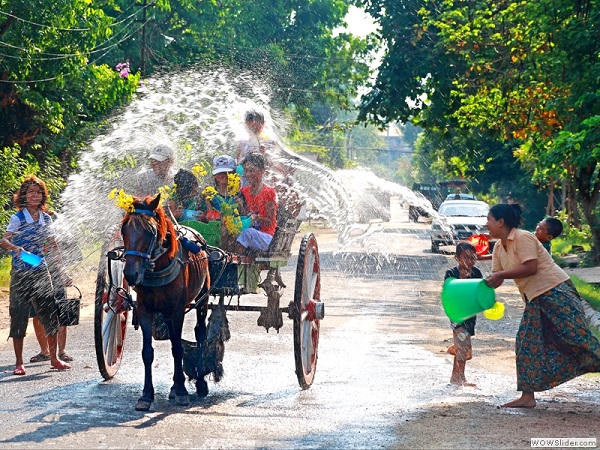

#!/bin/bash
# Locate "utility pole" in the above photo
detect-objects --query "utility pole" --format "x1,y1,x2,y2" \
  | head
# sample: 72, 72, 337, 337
140, 0, 147, 76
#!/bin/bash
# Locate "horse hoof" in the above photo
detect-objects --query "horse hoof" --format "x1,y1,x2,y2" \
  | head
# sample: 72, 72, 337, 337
175, 394, 190, 406
135, 400, 152, 411
197, 380, 209, 398
168, 387, 176, 400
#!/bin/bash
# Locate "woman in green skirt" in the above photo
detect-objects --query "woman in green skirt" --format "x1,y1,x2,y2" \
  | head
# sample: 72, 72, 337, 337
485, 203, 600, 408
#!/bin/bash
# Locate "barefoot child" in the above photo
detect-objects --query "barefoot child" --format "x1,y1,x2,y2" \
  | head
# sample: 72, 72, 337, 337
444, 241, 482, 385
534, 217, 563, 255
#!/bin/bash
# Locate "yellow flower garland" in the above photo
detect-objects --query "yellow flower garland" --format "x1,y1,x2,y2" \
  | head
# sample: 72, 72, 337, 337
191, 163, 208, 178
158, 184, 173, 200
108, 188, 135, 213
202, 186, 218, 201
221, 203, 243, 235
227, 173, 241, 196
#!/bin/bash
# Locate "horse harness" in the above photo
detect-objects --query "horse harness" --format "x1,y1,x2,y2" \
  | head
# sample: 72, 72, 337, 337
124, 208, 207, 287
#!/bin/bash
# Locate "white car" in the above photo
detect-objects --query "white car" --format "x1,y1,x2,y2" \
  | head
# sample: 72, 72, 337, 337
430, 200, 490, 253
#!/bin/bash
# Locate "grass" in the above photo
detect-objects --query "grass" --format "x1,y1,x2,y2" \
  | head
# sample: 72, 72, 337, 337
570, 275, 600, 312
552, 236, 591, 255
0, 255, 10, 287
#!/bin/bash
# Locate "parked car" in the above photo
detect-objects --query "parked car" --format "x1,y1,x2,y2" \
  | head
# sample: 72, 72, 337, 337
430, 200, 491, 253
444, 193, 477, 201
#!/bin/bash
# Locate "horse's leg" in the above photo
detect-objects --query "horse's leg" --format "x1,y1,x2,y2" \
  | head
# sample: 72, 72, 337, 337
135, 310, 155, 411
166, 313, 189, 406
195, 301, 209, 398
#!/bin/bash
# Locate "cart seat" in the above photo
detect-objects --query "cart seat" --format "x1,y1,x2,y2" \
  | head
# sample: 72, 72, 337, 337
252, 210, 302, 261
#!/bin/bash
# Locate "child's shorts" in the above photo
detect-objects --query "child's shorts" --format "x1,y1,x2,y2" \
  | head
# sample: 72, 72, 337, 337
452, 326, 472, 361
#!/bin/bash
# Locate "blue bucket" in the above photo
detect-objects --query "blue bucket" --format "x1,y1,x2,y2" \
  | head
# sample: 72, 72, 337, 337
19, 250, 43, 267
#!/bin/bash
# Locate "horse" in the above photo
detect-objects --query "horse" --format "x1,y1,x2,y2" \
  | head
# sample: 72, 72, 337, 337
120, 194, 211, 411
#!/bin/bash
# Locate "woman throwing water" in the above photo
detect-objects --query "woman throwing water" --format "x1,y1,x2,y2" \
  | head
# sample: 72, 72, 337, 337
1, 176, 72, 375
485, 203, 600, 407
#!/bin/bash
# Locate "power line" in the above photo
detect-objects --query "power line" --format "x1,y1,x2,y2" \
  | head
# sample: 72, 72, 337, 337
0, 16, 138, 61
0, 9, 92, 31
292, 142, 413, 153
0, 19, 149, 84
0, 2, 150, 31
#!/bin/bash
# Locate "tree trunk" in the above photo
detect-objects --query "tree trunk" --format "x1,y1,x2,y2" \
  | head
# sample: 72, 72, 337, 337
575, 164, 600, 263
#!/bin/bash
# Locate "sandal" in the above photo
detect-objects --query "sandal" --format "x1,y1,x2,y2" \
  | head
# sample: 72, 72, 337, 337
13, 365, 26, 376
30, 352, 51, 363
51, 360, 71, 371
59, 353, 73, 362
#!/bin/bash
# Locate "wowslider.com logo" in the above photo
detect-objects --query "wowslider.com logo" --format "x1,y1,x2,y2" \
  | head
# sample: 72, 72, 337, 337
531, 438, 596, 448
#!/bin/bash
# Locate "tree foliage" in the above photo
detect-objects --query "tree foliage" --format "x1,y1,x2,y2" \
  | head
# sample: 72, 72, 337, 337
0, 0, 140, 211
358, 0, 600, 260
0, 0, 373, 231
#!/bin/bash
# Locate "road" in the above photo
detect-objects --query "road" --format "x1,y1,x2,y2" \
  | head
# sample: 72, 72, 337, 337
0, 200, 598, 449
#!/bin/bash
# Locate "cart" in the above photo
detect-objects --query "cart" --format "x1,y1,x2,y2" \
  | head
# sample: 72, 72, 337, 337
94, 214, 324, 390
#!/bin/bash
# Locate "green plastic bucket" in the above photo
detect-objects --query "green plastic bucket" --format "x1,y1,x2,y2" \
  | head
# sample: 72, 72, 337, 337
441, 278, 496, 323
180, 220, 221, 247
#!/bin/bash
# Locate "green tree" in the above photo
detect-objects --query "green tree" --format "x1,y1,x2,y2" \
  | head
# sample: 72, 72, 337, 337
358, 0, 600, 260
0, 0, 139, 210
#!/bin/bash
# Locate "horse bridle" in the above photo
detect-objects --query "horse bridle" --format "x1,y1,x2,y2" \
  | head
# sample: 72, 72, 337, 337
122, 209, 166, 274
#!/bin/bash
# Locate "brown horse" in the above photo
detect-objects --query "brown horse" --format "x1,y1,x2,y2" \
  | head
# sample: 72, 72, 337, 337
121, 194, 210, 411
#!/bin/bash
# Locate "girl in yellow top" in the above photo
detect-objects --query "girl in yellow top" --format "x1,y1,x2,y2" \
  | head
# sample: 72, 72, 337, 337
485, 203, 600, 408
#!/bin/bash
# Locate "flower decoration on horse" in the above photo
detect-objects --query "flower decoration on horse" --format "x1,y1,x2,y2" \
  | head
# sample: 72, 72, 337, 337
108, 188, 135, 213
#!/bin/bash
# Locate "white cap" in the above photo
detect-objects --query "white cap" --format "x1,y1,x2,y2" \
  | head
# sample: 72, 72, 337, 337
149, 144, 174, 162
212, 155, 236, 175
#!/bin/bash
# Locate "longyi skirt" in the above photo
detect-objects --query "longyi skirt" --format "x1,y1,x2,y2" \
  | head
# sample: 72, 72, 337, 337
516, 280, 600, 392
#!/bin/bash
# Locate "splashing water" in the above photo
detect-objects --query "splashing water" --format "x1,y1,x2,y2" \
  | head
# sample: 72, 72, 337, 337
58, 66, 437, 258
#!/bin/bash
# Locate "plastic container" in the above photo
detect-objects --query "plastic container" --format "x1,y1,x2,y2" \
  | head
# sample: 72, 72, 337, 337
206, 210, 221, 221
19, 250, 43, 267
467, 233, 490, 256
182, 209, 198, 221
483, 301, 505, 320
240, 216, 252, 231
180, 220, 221, 247
441, 277, 496, 323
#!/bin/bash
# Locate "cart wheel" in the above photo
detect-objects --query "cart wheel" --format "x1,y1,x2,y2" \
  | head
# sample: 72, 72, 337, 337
293, 233, 322, 389
94, 229, 132, 380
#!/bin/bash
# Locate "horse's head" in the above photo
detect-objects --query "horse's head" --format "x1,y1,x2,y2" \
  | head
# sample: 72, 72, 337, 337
121, 194, 178, 287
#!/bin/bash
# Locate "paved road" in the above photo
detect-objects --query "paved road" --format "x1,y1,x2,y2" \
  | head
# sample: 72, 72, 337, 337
0, 200, 598, 449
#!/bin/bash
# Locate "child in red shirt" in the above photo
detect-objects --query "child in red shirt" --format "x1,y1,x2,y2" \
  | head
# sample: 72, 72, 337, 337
236, 153, 277, 252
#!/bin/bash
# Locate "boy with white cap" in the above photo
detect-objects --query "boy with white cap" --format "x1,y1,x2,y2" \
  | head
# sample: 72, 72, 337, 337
208, 155, 238, 211
208, 155, 240, 251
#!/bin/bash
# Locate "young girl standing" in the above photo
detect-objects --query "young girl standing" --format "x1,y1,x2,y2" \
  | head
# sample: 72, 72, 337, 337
1, 176, 71, 375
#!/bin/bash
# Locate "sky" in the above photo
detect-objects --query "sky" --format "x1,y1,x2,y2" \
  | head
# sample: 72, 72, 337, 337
342, 6, 378, 38
337, 6, 383, 98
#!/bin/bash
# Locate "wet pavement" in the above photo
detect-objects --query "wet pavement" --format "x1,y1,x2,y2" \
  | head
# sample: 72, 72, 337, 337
0, 201, 599, 449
